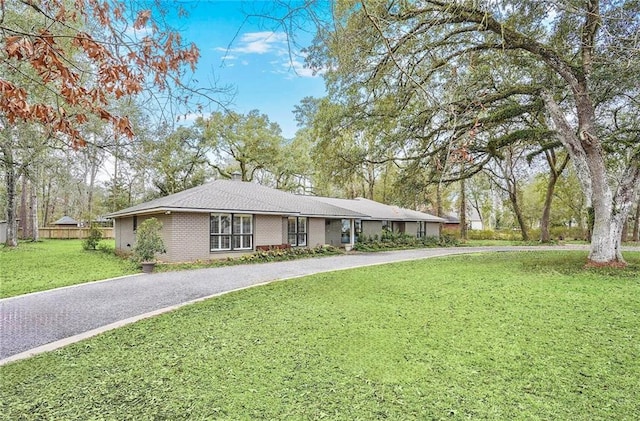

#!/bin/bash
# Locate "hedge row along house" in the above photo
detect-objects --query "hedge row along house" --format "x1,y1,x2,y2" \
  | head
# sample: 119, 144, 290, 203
106, 177, 445, 262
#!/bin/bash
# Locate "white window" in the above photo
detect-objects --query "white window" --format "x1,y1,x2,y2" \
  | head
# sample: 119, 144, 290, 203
288, 217, 307, 246
233, 215, 253, 250
210, 214, 232, 250
211, 213, 252, 251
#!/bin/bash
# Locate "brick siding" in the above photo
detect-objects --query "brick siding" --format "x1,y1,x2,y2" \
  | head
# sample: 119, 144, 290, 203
114, 211, 444, 263
255, 215, 285, 247
164, 213, 209, 262
308, 217, 326, 246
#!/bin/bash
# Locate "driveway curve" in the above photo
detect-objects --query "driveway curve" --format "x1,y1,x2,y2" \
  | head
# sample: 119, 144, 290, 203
0, 245, 606, 364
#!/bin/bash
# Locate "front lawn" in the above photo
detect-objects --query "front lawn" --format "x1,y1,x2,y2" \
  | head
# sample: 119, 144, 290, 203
1, 252, 638, 419
0, 240, 138, 298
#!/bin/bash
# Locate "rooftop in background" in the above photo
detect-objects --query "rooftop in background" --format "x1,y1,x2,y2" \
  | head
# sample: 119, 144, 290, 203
53, 216, 79, 226
443, 215, 461, 224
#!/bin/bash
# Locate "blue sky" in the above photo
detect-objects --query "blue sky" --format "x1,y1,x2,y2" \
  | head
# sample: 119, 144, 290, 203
173, 1, 326, 138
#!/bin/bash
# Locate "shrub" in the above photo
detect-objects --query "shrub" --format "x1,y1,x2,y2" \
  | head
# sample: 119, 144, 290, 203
441, 228, 461, 239
439, 234, 460, 247
82, 224, 103, 250
132, 218, 166, 263
236, 245, 342, 263
550, 226, 587, 241
467, 229, 522, 241
97, 242, 115, 254
353, 231, 459, 251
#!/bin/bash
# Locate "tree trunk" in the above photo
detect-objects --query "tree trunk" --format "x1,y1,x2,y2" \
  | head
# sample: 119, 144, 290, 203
587, 159, 639, 266
5, 175, 18, 246
539, 177, 554, 243
381, 162, 390, 203
3, 146, 18, 247
510, 190, 529, 241
30, 178, 39, 242
459, 179, 467, 240
621, 221, 628, 244
19, 175, 28, 239
113, 139, 119, 211
632, 200, 640, 242
436, 182, 443, 235
42, 177, 52, 227
500, 158, 529, 241
367, 163, 375, 200
540, 153, 569, 243
585, 143, 617, 263
436, 182, 443, 217
541, 90, 639, 266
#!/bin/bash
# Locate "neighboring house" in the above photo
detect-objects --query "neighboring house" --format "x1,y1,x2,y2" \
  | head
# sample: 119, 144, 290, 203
91, 216, 113, 227
442, 214, 461, 230
466, 207, 484, 230
106, 178, 445, 263
53, 216, 80, 227
444, 207, 484, 231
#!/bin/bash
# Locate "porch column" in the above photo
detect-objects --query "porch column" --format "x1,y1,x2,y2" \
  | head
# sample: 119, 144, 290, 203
349, 218, 355, 250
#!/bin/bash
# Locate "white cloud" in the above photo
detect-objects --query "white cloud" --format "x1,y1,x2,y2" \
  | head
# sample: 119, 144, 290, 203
237, 31, 288, 54
220, 31, 289, 55
217, 31, 321, 79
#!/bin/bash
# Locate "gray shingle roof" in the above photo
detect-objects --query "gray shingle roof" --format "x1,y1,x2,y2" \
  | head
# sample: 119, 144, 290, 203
53, 216, 79, 225
106, 180, 364, 218
106, 180, 445, 223
443, 214, 461, 224
311, 197, 445, 222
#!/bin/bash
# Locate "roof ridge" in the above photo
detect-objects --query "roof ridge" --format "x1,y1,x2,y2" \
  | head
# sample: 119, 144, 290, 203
212, 180, 300, 213
137, 181, 218, 208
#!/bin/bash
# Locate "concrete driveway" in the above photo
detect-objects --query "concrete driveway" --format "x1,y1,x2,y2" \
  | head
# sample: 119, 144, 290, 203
0, 245, 606, 364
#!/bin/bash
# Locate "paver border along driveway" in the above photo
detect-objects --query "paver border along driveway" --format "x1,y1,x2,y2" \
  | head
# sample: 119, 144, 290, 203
0, 245, 605, 364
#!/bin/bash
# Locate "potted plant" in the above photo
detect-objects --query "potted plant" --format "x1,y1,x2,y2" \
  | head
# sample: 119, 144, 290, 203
132, 217, 166, 273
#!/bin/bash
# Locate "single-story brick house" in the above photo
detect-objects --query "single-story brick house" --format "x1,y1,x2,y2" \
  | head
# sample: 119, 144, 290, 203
106, 178, 445, 262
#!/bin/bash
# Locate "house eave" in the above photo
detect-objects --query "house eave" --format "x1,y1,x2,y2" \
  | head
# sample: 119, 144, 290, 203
106, 207, 365, 220
106, 207, 300, 219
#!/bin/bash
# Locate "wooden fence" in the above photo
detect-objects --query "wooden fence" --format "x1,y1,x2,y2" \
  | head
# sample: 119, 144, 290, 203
32, 227, 114, 240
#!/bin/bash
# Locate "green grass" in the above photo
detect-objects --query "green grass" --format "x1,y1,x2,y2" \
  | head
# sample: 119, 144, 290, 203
1, 251, 639, 420
460, 239, 570, 246
0, 240, 138, 298
460, 239, 533, 246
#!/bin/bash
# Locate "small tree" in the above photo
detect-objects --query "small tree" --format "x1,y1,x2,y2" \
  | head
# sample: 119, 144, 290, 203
132, 218, 166, 263
82, 224, 103, 251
